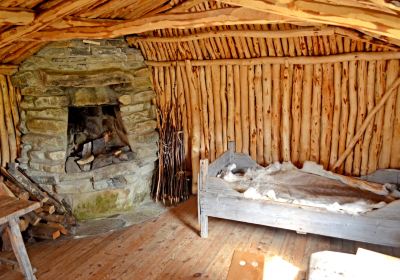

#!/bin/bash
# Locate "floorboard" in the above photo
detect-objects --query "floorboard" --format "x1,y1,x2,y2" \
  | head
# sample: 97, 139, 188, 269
1, 197, 399, 280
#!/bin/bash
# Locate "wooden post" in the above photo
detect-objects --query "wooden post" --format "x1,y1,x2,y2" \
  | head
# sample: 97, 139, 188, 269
310, 64, 322, 163
262, 63, 272, 165
6, 217, 36, 280
281, 64, 292, 162
233, 65, 242, 153
198, 159, 209, 238
329, 62, 342, 169
240, 65, 249, 154
272, 64, 281, 162
185, 60, 201, 194
291, 64, 303, 165
248, 65, 257, 160
254, 64, 264, 164
299, 64, 313, 164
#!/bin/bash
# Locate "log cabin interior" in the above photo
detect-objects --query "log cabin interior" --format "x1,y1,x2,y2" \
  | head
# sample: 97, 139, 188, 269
0, 0, 400, 279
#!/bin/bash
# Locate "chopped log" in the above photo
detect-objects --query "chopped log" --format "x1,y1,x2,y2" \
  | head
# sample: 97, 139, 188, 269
37, 213, 76, 226
35, 205, 56, 215
1, 165, 49, 204
18, 218, 29, 232
46, 222, 68, 235
24, 212, 41, 226
28, 224, 61, 240
4, 181, 29, 200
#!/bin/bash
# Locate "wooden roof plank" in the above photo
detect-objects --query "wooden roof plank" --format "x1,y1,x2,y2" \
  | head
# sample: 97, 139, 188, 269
0, 7, 35, 25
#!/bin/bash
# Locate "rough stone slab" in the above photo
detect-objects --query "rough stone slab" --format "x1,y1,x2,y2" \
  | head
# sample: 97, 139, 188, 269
120, 103, 153, 114
34, 95, 70, 108
121, 109, 155, 124
93, 176, 128, 191
21, 87, 65, 96
22, 134, 66, 150
20, 96, 35, 109
28, 150, 46, 161
70, 87, 116, 106
132, 76, 152, 89
127, 131, 159, 144
26, 119, 67, 135
42, 70, 135, 87
124, 120, 157, 134
26, 108, 68, 121
47, 151, 66, 161
133, 67, 151, 77
11, 71, 43, 88
118, 90, 155, 105
29, 161, 65, 173
67, 189, 133, 220
55, 179, 94, 194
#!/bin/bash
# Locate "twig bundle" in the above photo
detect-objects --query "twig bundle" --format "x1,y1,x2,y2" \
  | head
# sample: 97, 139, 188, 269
151, 66, 189, 206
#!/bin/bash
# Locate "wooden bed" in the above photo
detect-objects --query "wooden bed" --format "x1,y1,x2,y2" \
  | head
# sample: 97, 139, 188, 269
198, 144, 400, 247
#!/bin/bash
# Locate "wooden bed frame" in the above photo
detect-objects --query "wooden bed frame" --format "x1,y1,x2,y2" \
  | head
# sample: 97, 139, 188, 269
198, 144, 400, 247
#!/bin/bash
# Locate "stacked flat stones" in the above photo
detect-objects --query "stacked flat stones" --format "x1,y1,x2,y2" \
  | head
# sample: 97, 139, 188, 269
12, 39, 158, 219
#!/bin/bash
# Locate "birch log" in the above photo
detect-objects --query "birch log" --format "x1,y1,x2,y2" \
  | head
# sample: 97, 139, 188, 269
0, 75, 10, 167
212, 65, 223, 157
291, 65, 302, 165
226, 65, 235, 144
320, 63, 334, 170
368, 60, 386, 173
310, 64, 322, 163
329, 62, 342, 169
360, 61, 376, 175
353, 60, 367, 175
233, 65, 242, 152
220, 65, 228, 152
254, 64, 264, 164
240, 65, 249, 154
272, 64, 281, 162
0, 75, 16, 163
299, 64, 313, 163
262, 63, 272, 165
206, 66, 216, 161
344, 61, 358, 175
185, 60, 201, 193
248, 65, 257, 161
378, 60, 398, 168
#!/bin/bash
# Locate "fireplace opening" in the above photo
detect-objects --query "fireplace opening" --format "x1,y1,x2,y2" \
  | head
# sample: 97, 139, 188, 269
66, 105, 134, 173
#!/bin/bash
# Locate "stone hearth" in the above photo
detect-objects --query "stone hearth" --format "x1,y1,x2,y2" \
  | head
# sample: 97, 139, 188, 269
12, 39, 158, 220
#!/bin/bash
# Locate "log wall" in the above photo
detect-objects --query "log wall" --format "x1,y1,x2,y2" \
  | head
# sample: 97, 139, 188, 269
132, 23, 400, 193
0, 75, 21, 168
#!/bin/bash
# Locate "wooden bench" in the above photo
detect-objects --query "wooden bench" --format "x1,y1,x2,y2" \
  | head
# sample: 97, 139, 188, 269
0, 196, 40, 280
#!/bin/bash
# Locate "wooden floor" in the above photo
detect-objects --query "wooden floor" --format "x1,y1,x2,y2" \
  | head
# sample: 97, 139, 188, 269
1, 197, 399, 280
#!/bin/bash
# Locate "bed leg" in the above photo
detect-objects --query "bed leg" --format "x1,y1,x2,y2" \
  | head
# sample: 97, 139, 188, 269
200, 214, 208, 238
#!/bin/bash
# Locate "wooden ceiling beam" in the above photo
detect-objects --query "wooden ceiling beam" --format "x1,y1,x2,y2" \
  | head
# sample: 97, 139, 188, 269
217, 0, 400, 41
20, 8, 303, 42
0, 7, 35, 25
0, 65, 18, 75
0, 0, 100, 49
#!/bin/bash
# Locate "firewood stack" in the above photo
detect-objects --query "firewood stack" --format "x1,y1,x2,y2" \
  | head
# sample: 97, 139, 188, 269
0, 163, 76, 250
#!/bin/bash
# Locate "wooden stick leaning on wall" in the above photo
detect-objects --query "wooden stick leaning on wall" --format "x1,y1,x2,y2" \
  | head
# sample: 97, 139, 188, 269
0, 75, 9, 167
331, 76, 400, 171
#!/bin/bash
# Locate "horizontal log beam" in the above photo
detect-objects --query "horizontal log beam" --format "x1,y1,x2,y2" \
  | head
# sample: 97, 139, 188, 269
0, 8, 35, 25
0, 0, 100, 49
0, 65, 18, 75
145, 51, 400, 67
21, 8, 304, 42
219, 0, 400, 41
127, 26, 398, 49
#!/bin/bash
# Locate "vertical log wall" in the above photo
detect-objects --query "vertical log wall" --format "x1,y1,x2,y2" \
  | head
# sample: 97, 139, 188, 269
131, 23, 400, 193
0, 75, 21, 168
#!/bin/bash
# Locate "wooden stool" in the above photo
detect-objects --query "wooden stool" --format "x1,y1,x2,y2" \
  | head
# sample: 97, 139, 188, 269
0, 196, 40, 280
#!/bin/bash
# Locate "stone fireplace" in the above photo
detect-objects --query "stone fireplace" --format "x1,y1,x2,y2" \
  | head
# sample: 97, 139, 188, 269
12, 39, 158, 220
